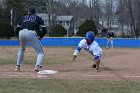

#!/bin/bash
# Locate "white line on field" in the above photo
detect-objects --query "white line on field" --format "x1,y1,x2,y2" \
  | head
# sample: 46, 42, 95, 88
87, 74, 140, 78
123, 76, 140, 78
37, 75, 47, 78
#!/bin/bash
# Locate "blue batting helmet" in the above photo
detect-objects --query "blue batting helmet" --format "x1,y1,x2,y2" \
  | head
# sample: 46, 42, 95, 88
85, 31, 95, 41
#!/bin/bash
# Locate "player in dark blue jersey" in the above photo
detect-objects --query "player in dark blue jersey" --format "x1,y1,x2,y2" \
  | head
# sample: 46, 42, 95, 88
15, 7, 47, 72
106, 31, 114, 49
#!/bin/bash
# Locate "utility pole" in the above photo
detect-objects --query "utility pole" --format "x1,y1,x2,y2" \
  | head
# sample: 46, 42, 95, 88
10, 8, 13, 26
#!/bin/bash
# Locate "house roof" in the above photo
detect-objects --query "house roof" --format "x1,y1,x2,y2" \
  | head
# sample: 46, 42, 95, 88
56, 16, 73, 21
74, 18, 86, 28
36, 13, 50, 20
37, 13, 74, 22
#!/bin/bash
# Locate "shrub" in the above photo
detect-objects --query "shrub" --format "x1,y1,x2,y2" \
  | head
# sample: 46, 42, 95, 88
50, 25, 67, 37
0, 21, 14, 39
77, 19, 98, 37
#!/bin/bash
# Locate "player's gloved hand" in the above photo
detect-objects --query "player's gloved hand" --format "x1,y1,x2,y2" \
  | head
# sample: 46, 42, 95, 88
38, 36, 42, 40
73, 55, 77, 62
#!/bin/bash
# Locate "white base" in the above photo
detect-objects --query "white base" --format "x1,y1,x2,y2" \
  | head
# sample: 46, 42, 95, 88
38, 70, 58, 75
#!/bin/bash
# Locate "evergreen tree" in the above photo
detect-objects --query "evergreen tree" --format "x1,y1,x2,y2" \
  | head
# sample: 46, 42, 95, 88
50, 25, 67, 37
3, 0, 26, 25
77, 19, 98, 37
0, 21, 14, 39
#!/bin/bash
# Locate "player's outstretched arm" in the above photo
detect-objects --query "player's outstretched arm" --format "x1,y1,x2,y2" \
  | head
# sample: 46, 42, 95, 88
72, 43, 82, 62
72, 48, 81, 62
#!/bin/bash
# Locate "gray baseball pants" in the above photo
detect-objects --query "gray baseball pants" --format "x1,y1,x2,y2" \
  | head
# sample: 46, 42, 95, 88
16, 29, 44, 67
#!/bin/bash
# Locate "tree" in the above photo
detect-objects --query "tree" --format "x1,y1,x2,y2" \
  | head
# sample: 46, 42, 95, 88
0, 5, 2, 18
3, 0, 26, 26
77, 19, 97, 37
50, 25, 67, 37
0, 21, 14, 39
116, 0, 127, 37
104, 0, 114, 30
135, 22, 140, 38
89, 0, 102, 24
67, 1, 88, 19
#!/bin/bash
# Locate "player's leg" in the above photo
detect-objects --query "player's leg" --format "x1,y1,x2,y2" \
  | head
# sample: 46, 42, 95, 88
89, 52, 96, 68
95, 59, 100, 72
28, 31, 44, 72
93, 54, 102, 72
106, 39, 109, 49
111, 39, 113, 49
15, 31, 26, 71
34, 43, 44, 72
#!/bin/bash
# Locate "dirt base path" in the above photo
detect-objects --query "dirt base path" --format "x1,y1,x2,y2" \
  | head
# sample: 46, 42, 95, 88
0, 48, 140, 80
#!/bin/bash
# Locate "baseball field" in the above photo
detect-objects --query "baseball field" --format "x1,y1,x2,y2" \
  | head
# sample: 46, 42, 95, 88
0, 46, 140, 93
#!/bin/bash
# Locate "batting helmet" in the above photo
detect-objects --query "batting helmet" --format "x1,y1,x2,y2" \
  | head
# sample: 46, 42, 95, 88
85, 31, 95, 41
28, 7, 36, 14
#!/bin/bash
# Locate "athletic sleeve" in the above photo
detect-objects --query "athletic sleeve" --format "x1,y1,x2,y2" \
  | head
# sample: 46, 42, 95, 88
38, 16, 47, 38
38, 17, 45, 26
15, 27, 20, 36
73, 39, 85, 56
15, 17, 23, 36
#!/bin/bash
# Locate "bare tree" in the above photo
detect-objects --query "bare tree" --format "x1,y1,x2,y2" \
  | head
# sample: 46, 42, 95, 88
44, 0, 53, 35
117, 0, 126, 36
104, 0, 114, 30
126, 0, 136, 37
21, 0, 140, 37
91, 0, 102, 24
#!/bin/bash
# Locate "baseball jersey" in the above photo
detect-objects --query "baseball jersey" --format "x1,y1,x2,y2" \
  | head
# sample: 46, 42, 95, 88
16, 14, 46, 38
74, 39, 102, 57
107, 32, 114, 38
17, 14, 45, 30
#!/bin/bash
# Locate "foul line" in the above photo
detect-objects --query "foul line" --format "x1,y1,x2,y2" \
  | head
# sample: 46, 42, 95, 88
87, 74, 140, 78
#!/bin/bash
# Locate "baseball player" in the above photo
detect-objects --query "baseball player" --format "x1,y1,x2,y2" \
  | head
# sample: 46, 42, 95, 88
106, 31, 114, 49
73, 31, 102, 72
15, 7, 47, 72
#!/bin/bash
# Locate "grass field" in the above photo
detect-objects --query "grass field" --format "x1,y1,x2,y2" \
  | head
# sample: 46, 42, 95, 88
0, 46, 73, 65
0, 47, 140, 93
0, 79, 140, 93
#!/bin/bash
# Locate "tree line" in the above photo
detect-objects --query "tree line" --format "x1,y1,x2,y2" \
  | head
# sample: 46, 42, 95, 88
0, 0, 140, 38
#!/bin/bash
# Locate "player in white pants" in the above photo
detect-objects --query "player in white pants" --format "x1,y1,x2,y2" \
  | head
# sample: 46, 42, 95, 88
106, 31, 114, 49
15, 7, 47, 72
73, 31, 102, 71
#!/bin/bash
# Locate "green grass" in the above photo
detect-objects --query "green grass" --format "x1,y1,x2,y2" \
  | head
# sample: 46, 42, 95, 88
0, 79, 140, 93
0, 57, 71, 65
0, 47, 74, 65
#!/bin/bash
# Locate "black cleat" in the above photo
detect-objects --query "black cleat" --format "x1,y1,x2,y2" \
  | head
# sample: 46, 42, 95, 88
35, 65, 43, 72
92, 64, 96, 68
15, 65, 20, 72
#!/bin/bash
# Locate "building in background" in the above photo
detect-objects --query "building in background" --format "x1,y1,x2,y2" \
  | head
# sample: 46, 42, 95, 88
55, 0, 88, 6
99, 15, 121, 37
37, 13, 74, 36
56, 16, 74, 36
99, 15, 132, 37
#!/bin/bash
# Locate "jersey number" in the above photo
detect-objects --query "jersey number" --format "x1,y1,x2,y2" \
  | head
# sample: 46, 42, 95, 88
24, 15, 36, 22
